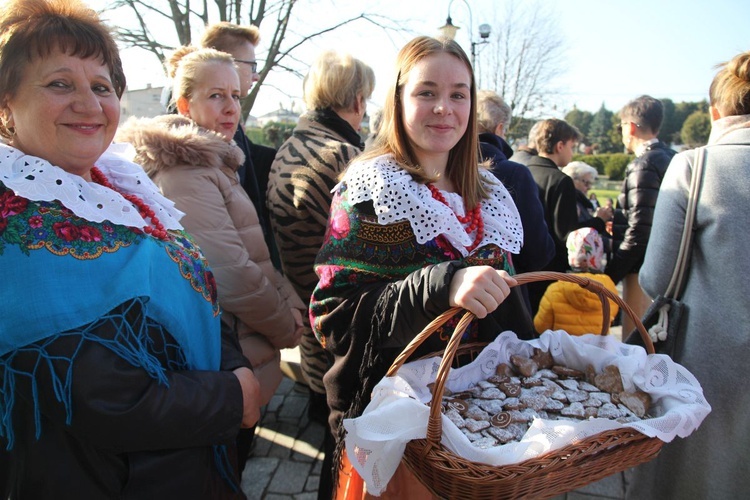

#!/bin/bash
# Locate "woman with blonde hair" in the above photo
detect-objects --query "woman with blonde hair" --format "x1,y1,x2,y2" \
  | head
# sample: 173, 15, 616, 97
266, 50, 374, 427
116, 46, 306, 466
625, 50, 750, 499
309, 35, 532, 497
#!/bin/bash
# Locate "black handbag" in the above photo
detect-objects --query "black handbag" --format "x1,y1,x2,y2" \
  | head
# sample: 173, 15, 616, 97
625, 146, 705, 357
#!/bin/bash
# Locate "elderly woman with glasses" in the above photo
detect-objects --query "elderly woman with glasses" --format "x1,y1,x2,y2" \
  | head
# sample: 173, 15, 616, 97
563, 161, 613, 270
562, 160, 612, 223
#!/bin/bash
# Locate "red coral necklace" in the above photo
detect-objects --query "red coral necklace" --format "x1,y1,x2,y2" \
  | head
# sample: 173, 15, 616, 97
90, 166, 170, 241
427, 183, 484, 252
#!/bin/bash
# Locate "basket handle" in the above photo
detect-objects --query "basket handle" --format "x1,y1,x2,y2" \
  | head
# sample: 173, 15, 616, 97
513, 271, 653, 353
384, 270, 655, 447
386, 306, 464, 377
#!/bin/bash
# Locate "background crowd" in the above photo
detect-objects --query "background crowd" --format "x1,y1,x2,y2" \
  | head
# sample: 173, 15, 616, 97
1, 0, 748, 499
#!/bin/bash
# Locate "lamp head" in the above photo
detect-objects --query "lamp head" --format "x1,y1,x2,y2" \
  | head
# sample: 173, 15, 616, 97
438, 16, 460, 40
478, 23, 492, 39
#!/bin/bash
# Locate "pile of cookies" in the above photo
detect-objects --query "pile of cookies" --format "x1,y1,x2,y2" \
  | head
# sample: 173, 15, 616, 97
434, 348, 652, 449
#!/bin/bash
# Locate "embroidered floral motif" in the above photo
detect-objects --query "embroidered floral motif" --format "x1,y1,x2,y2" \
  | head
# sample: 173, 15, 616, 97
466, 244, 515, 273
166, 231, 220, 313
0, 185, 138, 258
329, 198, 351, 240
312, 184, 515, 346
318, 264, 346, 290
0, 185, 218, 313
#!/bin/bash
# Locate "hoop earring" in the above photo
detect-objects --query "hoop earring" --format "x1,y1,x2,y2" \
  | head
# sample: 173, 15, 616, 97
6, 125, 15, 136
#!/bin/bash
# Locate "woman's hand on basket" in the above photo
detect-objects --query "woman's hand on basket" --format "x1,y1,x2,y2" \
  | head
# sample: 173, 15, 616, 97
448, 267, 517, 318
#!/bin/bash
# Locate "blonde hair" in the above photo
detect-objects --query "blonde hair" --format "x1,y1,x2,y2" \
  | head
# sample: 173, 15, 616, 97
709, 50, 750, 117
357, 36, 486, 209
303, 50, 375, 111
200, 22, 260, 52
167, 46, 236, 103
477, 89, 511, 135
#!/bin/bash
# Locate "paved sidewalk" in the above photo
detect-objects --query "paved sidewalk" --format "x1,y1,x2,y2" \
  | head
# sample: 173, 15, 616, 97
242, 326, 628, 499
241, 376, 325, 500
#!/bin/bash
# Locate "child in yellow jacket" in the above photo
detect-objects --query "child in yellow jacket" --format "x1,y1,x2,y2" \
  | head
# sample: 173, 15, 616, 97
534, 228, 619, 335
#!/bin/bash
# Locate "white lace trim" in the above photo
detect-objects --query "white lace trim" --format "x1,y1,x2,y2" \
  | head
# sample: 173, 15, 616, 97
0, 142, 183, 230
343, 330, 711, 495
339, 154, 523, 256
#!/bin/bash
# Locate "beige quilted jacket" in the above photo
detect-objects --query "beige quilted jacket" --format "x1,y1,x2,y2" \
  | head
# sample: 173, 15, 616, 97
116, 115, 305, 404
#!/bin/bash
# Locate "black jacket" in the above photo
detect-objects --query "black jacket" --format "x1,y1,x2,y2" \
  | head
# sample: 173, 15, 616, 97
509, 147, 538, 167
525, 155, 606, 274
1, 306, 249, 500
606, 141, 676, 283
479, 133, 554, 274
314, 198, 535, 437
233, 126, 281, 270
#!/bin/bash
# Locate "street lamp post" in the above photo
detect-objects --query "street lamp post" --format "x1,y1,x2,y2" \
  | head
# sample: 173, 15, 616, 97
437, 0, 491, 70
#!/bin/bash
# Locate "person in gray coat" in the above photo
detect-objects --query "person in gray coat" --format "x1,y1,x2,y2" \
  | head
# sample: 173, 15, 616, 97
625, 50, 750, 499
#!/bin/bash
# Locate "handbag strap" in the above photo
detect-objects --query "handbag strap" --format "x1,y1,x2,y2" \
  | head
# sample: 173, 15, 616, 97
665, 146, 705, 298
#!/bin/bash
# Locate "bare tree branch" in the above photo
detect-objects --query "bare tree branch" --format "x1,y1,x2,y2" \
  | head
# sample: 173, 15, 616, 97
213, 0, 227, 22
103, 0, 409, 118
479, 0, 567, 139
112, 0, 177, 22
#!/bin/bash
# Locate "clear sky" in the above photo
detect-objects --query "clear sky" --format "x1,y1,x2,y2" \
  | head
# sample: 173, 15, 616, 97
101, 0, 749, 119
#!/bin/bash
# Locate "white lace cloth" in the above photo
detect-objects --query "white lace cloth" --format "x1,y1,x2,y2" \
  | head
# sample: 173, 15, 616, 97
0, 142, 183, 230
343, 330, 711, 495
339, 155, 523, 257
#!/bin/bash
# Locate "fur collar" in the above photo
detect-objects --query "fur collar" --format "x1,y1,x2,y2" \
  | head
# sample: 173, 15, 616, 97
115, 114, 245, 175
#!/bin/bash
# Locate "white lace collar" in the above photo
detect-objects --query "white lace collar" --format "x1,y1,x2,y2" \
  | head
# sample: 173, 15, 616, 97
0, 142, 183, 230
340, 154, 523, 257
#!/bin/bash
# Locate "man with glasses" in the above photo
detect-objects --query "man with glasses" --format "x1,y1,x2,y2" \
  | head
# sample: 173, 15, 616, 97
606, 95, 676, 335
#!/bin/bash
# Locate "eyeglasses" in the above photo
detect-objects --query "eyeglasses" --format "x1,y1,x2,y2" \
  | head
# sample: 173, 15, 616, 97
616, 121, 641, 133
235, 59, 258, 73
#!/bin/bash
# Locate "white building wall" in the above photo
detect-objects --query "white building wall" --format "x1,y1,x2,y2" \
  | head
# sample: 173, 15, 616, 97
120, 85, 166, 123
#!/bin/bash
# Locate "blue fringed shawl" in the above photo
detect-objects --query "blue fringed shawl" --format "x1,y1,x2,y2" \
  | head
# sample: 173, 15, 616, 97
0, 188, 221, 445
0, 158, 222, 441
0, 143, 240, 491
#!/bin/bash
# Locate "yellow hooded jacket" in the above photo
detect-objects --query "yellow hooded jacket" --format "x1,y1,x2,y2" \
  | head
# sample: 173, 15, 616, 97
534, 272, 620, 335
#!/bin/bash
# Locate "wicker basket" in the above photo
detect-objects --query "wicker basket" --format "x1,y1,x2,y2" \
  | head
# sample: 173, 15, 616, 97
385, 271, 662, 500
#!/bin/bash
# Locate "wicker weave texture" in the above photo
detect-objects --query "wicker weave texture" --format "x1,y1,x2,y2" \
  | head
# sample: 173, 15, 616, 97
403, 428, 662, 499
390, 271, 662, 499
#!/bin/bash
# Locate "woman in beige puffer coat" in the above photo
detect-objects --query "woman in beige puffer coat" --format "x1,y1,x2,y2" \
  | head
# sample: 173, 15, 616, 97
116, 48, 304, 406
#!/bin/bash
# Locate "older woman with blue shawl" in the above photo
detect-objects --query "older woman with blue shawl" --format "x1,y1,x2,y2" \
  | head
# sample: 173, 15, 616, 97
0, 0, 259, 498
